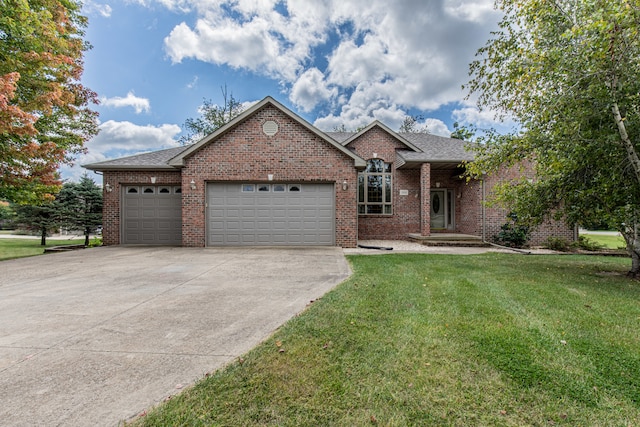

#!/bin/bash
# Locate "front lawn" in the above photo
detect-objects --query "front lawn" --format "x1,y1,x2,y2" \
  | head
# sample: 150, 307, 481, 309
0, 237, 88, 261
134, 253, 639, 426
581, 232, 626, 250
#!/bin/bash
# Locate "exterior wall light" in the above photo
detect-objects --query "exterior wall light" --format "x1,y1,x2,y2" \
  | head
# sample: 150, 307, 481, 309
150, 176, 157, 184
342, 179, 348, 191
104, 183, 113, 193
190, 179, 197, 190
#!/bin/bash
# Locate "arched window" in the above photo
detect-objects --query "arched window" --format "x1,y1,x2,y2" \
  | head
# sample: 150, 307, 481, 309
358, 159, 392, 214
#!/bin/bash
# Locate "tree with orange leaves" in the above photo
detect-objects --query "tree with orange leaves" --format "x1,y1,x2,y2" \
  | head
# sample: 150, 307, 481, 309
0, 0, 99, 203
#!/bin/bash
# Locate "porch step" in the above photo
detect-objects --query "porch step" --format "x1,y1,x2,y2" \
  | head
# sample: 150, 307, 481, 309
407, 233, 490, 247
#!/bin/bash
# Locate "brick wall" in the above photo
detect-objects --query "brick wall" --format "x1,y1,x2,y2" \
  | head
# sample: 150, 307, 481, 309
181, 105, 359, 247
346, 127, 422, 239
99, 111, 573, 248
457, 178, 483, 236
345, 126, 492, 240
101, 170, 182, 245
484, 162, 576, 246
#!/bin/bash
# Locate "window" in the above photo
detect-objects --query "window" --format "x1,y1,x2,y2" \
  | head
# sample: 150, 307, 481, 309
242, 184, 255, 192
288, 184, 301, 192
143, 187, 155, 194
127, 187, 138, 193
159, 187, 171, 193
358, 159, 392, 214
273, 184, 286, 192
258, 184, 270, 192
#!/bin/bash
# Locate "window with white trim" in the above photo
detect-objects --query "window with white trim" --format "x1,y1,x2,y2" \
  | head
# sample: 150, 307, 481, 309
358, 159, 392, 214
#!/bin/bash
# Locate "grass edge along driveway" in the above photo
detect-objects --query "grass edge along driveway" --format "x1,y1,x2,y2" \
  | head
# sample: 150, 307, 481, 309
0, 237, 87, 261
133, 253, 639, 427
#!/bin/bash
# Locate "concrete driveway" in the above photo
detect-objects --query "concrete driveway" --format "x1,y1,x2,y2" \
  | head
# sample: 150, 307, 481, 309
0, 246, 351, 426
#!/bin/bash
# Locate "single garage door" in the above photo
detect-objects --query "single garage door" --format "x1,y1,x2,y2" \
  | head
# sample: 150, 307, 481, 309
207, 182, 335, 246
122, 185, 182, 245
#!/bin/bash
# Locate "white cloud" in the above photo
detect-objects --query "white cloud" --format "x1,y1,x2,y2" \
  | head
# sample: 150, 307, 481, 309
101, 92, 151, 114
452, 106, 517, 131
186, 75, 199, 89
424, 118, 451, 137
163, 1, 328, 83
147, 0, 501, 128
69, 120, 181, 183
127, 0, 192, 12
240, 99, 261, 111
444, 0, 496, 22
87, 120, 181, 154
165, 18, 302, 81
84, 1, 113, 17
290, 68, 336, 112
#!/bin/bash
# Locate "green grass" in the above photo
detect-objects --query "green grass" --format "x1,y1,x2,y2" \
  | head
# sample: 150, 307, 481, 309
581, 232, 626, 250
0, 237, 87, 261
134, 254, 640, 426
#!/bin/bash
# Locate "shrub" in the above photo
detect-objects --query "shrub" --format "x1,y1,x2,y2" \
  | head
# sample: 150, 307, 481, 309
573, 235, 604, 251
88, 236, 102, 248
494, 213, 530, 248
543, 237, 572, 252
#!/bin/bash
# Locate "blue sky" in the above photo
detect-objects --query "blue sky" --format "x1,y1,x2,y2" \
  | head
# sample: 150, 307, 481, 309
68, 0, 512, 182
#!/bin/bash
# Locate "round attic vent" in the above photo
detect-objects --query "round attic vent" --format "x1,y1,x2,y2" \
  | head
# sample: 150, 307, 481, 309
262, 120, 278, 136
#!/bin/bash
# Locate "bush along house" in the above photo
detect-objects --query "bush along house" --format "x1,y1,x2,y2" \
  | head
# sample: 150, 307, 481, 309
83, 96, 575, 248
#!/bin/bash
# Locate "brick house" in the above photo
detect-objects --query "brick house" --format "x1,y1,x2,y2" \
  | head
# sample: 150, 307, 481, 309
84, 96, 575, 248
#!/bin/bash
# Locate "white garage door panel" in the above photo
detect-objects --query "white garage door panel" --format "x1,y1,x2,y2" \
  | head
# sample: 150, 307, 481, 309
207, 183, 335, 246
122, 186, 182, 245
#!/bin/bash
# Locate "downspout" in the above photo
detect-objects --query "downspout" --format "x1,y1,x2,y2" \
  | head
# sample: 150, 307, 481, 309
481, 172, 486, 243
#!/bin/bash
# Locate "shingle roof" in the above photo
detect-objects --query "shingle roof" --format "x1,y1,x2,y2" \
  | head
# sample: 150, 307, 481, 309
83, 99, 476, 172
325, 132, 352, 143
83, 146, 188, 171
398, 133, 476, 162
325, 131, 476, 165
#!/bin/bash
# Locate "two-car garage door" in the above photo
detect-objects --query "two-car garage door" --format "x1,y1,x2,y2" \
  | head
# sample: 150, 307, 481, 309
207, 183, 335, 246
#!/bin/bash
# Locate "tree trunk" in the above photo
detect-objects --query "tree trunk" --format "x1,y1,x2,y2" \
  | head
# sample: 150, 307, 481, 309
40, 227, 46, 246
611, 103, 640, 278
612, 102, 640, 186
631, 250, 640, 279
621, 221, 640, 279
84, 228, 90, 246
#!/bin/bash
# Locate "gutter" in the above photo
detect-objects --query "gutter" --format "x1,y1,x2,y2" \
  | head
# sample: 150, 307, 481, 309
481, 173, 486, 242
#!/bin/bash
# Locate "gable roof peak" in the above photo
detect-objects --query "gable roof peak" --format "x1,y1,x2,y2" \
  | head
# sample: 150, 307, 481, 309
168, 95, 365, 168
340, 120, 422, 152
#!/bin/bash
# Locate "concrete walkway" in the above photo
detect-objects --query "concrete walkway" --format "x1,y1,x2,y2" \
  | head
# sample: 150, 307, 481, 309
0, 246, 350, 426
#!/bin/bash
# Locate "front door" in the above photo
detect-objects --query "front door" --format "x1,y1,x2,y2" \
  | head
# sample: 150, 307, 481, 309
430, 189, 453, 230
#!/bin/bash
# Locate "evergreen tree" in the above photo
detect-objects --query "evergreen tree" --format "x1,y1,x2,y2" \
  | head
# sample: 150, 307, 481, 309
56, 175, 102, 245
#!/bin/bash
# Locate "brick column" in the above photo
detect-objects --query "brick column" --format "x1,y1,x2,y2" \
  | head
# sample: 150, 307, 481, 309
420, 163, 431, 236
